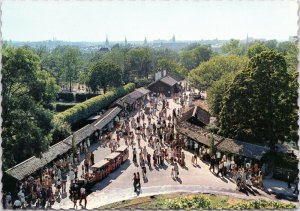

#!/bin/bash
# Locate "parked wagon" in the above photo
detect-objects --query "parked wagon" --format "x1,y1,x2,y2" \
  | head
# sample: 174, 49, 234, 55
90, 159, 110, 182
115, 146, 129, 163
105, 152, 122, 172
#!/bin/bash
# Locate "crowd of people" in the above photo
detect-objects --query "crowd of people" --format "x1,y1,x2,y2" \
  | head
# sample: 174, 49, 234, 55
3, 84, 297, 210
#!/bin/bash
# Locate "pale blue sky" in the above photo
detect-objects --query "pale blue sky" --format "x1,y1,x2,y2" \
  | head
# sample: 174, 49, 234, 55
2, 0, 298, 42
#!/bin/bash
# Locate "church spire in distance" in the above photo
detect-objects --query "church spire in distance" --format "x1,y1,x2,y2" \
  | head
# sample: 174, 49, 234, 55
105, 34, 109, 46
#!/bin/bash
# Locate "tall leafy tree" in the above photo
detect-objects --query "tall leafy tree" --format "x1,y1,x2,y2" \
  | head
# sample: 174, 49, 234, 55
2, 47, 59, 169
127, 47, 154, 79
155, 58, 187, 78
207, 72, 236, 117
219, 51, 291, 150
246, 43, 269, 58
188, 55, 248, 90
221, 39, 244, 55
86, 61, 122, 93
61, 47, 82, 92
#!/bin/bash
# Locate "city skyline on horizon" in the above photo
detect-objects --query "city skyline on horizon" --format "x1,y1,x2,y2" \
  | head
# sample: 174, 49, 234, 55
3, 1, 297, 42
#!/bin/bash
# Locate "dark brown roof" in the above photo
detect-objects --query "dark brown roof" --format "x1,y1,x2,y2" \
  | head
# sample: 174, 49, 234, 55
216, 139, 269, 160
160, 76, 178, 86
148, 75, 178, 88
136, 87, 150, 95
5, 141, 72, 181
193, 106, 210, 125
177, 120, 269, 160
180, 106, 210, 125
93, 107, 122, 130
177, 121, 221, 146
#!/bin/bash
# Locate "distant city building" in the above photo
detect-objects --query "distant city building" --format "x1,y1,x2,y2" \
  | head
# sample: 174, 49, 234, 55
125, 37, 128, 46
105, 35, 109, 47
144, 37, 147, 45
289, 36, 298, 42
99, 47, 110, 52
172, 35, 176, 43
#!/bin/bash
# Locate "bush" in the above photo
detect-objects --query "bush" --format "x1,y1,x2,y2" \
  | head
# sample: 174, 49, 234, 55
75, 93, 99, 102
134, 78, 150, 88
56, 103, 77, 112
228, 199, 296, 209
157, 195, 212, 209
51, 119, 72, 144
57, 92, 75, 102
54, 83, 135, 125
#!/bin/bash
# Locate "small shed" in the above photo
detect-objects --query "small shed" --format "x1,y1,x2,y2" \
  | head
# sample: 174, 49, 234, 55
148, 75, 179, 97
180, 106, 211, 127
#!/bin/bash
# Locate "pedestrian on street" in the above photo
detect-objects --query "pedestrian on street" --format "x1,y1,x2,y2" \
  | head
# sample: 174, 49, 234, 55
133, 173, 137, 192
79, 186, 87, 208
133, 148, 137, 163
210, 155, 216, 173
174, 163, 179, 178
147, 153, 151, 168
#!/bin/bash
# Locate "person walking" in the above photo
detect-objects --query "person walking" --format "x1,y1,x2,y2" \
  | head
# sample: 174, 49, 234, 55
147, 153, 152, 168
91, 152, 95, 166
141, 159, 147, 178
210, 155, 216, 173
133, 148, 137, 163
174, 163, 179, 178
133, 173, 137, 192
79, 186, 87, 208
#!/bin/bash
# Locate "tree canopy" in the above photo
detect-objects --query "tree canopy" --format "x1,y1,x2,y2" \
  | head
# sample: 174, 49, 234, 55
2, 47, 59, 170
86, 61, 122, 93
219, 51, 292, 150
188, 55, 248, 90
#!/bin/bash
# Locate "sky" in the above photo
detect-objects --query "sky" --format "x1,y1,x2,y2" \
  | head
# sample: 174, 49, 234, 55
2, 0, 298, 42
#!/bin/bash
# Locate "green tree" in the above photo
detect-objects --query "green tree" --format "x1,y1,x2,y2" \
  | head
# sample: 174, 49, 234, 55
207, 72, 236, 117
188, 55, 248, 90
264, 39, 278, 50
246, 43, 269, 58
219, 51, 291, 150
2, 47, 58, 169
127, 47, 154, 79
86, 61, 122, 93
180, 44, 212, 70
180, 50, 197, 70
61, 47, 82, 92
221, 39, 244, 55
155, 58, 188, 78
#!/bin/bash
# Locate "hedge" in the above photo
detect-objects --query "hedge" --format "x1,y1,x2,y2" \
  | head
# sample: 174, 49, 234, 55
134, 78, 150, 88
54, 83, 135, 125
75, 93, 99, 102
57, 92, 75, 102
56, 103, 77, 112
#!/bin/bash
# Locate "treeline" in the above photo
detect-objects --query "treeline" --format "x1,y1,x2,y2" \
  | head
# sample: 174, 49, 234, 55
188, 39, 298, 151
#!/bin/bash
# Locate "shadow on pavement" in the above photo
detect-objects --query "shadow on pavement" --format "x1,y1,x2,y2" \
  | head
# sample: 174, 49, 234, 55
176, 177, 182, 184
181, 165, 189, 170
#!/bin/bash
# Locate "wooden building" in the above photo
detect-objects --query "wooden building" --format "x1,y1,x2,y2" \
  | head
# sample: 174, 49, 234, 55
148, 75, 180, 97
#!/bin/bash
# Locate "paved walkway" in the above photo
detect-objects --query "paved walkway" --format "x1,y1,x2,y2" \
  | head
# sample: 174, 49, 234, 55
52, 93, 298, 209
